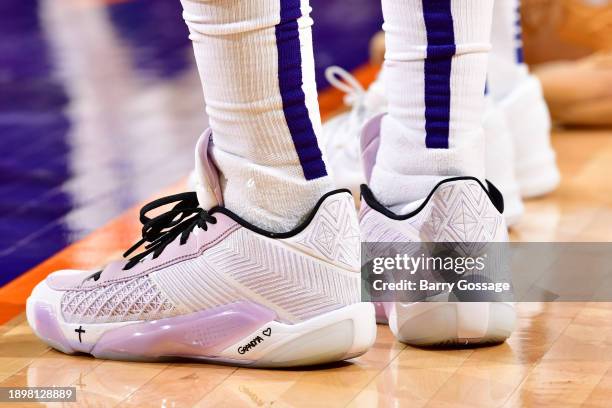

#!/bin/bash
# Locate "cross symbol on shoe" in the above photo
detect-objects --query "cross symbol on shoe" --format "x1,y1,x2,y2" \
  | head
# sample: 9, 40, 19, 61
75, 326, 86, 343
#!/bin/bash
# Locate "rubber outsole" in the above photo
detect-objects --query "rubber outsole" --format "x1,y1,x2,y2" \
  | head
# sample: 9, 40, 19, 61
388, 302, 516, 347
27, 290, 377, 368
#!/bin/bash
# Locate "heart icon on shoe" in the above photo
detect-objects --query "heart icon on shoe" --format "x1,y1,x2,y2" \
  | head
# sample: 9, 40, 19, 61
262, 328, 272, 337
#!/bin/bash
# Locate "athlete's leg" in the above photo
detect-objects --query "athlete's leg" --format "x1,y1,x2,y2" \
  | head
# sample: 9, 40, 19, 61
181, 0, 333, 231
488, 0, 560, 197
359, 0, 515, 345
372, 0, 493, 211
488, 0, 527, 100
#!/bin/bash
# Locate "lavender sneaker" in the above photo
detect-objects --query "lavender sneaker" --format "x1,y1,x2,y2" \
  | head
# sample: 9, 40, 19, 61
26, 131, 376, 367
359, 115, 516, 346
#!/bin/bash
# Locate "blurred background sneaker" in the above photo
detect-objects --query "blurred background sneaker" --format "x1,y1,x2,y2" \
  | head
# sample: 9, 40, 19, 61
321, 66, 385, 201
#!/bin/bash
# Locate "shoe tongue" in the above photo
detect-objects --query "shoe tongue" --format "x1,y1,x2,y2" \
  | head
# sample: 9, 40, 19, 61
360, 113, 384, 183
194, 130, 224, 209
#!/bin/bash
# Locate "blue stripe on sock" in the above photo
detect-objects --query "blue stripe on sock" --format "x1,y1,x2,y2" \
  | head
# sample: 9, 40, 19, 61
422, 0, 455, 149
275, 0, 327, 180
516, 44, 524, 64
515, 2, 525, 64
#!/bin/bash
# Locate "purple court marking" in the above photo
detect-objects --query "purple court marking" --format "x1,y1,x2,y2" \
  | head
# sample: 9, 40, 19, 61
275, 0, 327, 180
0, 0, 74, 286
422, 0, 456, 149
0, 0, 381, 288
0, 0, 200, 286
107, 0, 192, 79
311, 1, 382, 88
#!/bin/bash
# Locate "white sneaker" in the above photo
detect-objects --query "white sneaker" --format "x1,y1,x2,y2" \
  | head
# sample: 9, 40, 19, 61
497, 74, 561, 198
484, 97, 524, 226
322, 66, 524, 226
359, 115, 516, 346
360, 179, 516, 345
321, 66, 386, 199
27, 131, 376, 367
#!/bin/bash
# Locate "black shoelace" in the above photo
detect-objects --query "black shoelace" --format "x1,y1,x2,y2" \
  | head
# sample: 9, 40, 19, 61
93, 192, 217, 280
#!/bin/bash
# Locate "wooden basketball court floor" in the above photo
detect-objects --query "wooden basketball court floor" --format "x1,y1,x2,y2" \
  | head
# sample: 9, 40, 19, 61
2, 1, 612, 407
1, 129, 612, 408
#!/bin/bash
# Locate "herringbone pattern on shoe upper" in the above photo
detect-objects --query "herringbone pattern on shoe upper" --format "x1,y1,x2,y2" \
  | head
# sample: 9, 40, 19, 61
59, 193, 361, 325
152, 194, 361, 324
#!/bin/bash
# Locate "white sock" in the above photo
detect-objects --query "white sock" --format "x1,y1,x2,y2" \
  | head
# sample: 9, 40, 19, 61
488, 0, 529, 100
371, 0, 493, 211
181, 0, 333, 232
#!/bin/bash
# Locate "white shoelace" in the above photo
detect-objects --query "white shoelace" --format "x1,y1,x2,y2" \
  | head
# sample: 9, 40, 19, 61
324, 66, 386, 157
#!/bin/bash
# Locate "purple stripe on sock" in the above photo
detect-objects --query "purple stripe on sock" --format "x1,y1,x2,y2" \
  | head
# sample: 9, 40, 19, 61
275, 0, 327, 180
516, 44, 524, 64
422, 0, 455, 149
515, 2, 524, 64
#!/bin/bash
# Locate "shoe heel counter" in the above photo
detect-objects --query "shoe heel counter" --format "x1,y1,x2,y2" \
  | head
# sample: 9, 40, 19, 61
286, 192, 361, 271
360, 180, 512, 306
420, 180, 513, 302
421, 179, 508, 243
279, 192, 362, 311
